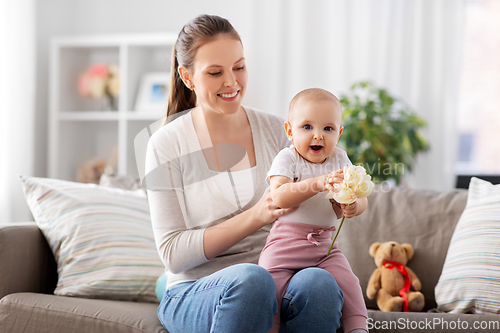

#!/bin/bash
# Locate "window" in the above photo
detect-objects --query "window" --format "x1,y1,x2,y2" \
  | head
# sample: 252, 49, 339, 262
456, 0, 500, 178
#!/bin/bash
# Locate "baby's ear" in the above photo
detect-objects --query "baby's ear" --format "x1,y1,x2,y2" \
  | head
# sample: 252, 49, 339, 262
284, 121, 293, 141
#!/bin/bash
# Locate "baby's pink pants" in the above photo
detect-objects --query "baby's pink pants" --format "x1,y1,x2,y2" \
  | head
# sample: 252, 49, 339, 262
258, 220, 368, 333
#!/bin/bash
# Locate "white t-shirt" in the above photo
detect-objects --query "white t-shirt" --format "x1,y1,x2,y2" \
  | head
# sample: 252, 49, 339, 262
266, 146, 352, 227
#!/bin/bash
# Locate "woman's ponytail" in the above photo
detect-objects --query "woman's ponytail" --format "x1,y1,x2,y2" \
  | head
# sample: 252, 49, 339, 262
165, 44, 197, 121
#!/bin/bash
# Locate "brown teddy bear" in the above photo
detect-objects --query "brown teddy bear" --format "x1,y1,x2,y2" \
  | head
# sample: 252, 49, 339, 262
366, 241, 425, 312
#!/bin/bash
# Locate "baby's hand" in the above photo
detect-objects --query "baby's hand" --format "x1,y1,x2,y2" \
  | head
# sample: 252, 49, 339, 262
342, 200, 359, 219
330, 199, 344, 219
325, 169, 344, 192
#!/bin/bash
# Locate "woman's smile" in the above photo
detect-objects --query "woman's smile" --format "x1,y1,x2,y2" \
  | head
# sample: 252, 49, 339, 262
218, 90, 240, 101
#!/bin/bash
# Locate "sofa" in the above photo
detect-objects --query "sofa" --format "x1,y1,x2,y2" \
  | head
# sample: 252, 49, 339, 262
1, 184, 499, 333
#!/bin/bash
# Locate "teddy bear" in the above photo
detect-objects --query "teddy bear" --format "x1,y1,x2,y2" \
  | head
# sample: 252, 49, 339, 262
366, 241, 425, 312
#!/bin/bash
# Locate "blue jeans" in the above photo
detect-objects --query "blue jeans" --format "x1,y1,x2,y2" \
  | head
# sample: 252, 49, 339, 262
157, 264, 343, 333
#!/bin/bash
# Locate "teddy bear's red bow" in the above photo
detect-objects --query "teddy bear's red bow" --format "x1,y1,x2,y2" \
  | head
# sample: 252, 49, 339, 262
383, 261, 411, 312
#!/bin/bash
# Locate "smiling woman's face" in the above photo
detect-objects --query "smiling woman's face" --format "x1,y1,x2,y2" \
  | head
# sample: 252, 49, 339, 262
187, 35, 248, 116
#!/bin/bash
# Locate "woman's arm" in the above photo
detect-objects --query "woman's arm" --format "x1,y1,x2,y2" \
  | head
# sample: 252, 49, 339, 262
149, 186, 297, 271
147, 188, 207, 274
146, 112, 298, 273
146, 129, 209, 274
146, 139, 297, 271
203, 187, 296, 260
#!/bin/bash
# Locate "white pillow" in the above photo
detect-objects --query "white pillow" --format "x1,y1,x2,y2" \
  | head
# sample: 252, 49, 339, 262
19, 175, 164, 302
435, 177, 500, 314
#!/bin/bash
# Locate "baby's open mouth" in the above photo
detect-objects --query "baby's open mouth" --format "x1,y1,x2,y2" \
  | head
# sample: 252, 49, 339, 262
310, 145, 323, 151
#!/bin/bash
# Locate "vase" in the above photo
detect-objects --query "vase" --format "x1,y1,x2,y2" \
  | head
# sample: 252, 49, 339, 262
100, 94, 117, 111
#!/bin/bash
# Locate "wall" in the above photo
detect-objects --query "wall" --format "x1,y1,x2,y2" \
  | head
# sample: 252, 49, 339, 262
35, 0, 465, 193
35, 0, 255, 178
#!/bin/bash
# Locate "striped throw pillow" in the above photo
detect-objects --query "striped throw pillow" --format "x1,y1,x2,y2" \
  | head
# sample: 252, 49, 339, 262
435, 177, 500, 314
19, 176, 164, 302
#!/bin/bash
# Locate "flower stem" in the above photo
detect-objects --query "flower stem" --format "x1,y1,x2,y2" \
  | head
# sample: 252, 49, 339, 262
327, 215, 345, 256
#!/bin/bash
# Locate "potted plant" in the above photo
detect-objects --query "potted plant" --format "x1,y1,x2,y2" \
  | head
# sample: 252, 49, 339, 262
338, 81, 429, 185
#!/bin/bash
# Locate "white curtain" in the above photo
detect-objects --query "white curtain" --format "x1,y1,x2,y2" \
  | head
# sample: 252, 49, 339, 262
244, 0, 466, 191
0, 0, 36, 222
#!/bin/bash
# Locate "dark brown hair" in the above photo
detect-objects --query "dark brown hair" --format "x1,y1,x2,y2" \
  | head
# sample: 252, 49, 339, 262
165, 14, 241, 121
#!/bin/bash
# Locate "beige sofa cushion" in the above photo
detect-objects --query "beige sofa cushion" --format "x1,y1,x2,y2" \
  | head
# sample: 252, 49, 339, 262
0, 223, 57, 299
0, 293, 167, 333
338, 186, 467, 310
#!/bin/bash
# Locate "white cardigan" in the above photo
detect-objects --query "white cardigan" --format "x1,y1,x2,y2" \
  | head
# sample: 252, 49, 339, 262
145, 106, 289, 288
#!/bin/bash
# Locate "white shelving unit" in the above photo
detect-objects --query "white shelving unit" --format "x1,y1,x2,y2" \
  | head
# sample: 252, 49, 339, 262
48, 33, 177, 181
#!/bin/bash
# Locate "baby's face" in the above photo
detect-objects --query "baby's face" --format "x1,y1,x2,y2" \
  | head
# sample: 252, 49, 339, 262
286, 98, 343, 164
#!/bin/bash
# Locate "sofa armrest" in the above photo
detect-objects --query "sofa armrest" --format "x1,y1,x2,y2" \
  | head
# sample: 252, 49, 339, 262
0, 223, 57, 299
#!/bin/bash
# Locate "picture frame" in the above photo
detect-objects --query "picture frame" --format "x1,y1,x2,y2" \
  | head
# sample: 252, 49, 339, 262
134, 72, 170, 112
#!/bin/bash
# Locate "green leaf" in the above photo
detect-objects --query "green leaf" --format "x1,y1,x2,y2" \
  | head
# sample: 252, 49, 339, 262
339, 80, 429, 185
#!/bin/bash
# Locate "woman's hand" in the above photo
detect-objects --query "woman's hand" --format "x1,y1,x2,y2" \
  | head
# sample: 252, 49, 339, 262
204, 187, 298, 260
250, 187, 298, 228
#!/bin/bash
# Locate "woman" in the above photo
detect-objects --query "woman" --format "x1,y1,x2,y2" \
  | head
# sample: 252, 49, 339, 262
145, 14, 344, 333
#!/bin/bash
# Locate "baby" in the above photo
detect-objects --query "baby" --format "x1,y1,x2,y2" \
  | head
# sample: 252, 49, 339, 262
258, 88, 368, 333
